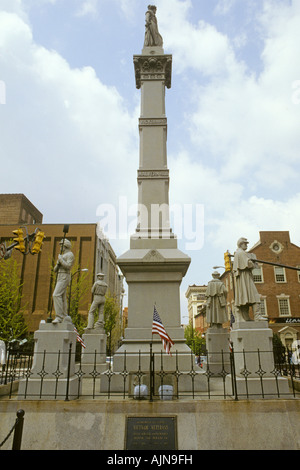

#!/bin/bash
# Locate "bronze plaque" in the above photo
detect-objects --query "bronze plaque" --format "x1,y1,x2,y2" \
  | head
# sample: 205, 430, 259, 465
125, 416, 177, 450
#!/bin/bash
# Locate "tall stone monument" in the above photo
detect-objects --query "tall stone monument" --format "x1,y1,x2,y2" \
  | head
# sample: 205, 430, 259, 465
109, 7, 202, 390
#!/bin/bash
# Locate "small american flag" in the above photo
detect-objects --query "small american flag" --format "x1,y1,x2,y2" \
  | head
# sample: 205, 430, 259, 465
74, 327, 86, 348
152, 305, 174, 356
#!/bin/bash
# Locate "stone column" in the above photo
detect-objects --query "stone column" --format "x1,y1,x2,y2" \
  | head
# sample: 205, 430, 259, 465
115, 47, 191, 365
103, 46, 206, 393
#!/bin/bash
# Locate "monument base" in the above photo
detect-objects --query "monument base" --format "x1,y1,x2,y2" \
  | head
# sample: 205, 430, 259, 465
230, 321, 274, 375
100, 367, 208, 395
18, 377, 80, 401
81, 329, 107, 375
18, 318, 81, 400
225, 375, 291, 399
226, 320, 290, 399
100, 338, 208, 394
206, 326, 230, 375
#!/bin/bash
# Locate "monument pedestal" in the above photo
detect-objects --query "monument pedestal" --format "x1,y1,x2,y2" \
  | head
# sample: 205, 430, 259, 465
81, 328, 107, 375
225, 321, 290, 398
206, 326, 230, 375
100, 238, 210, 394
18, 318, 81, 400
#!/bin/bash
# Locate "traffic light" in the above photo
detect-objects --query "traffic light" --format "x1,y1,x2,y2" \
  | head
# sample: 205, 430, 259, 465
224, 251, 232, 272
32, 230, 45, 254
13, 229, 25, 253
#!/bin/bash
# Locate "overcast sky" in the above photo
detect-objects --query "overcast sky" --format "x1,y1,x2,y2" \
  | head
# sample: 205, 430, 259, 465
1, 0, 300, 320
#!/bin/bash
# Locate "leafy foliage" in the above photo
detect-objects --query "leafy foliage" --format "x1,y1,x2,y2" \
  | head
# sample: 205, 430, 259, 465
0, 258, 27, 342
68, 261, 91, 336
184, 321, 206, 355
104, 293, 121, 355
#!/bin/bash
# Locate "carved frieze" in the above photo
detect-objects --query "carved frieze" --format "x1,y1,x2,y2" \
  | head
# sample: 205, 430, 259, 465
138, 169, 169, 180
139, 118, 167, 127
133, 55, 172, 89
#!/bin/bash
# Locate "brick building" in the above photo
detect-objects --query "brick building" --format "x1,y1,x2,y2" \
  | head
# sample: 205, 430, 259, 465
221, 231, 300, 348
0, 194, 43, 225
0, 195, 124, 333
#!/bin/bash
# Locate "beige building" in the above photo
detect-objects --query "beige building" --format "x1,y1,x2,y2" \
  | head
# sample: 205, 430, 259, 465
185, 284, 207, 328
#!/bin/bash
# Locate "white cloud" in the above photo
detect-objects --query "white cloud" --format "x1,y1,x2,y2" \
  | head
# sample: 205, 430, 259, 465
158, 0, 239, 77
75, 0, 99, 18
0, 8, 138, 225
214, 0, 237, 16
210, 193, 300, 253
1, 0, 300, 290
157, 0, 300, 197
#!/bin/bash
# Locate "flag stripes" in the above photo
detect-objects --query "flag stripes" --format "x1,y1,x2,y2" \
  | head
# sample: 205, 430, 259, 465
152, 305, 174, 356
74, 327, 86, 348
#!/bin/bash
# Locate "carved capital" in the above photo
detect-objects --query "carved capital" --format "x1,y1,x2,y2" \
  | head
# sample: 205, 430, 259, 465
133, 55, 172, 89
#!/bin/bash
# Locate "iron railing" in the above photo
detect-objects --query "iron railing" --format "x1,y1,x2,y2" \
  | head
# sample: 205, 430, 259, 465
1, 344, 299, 401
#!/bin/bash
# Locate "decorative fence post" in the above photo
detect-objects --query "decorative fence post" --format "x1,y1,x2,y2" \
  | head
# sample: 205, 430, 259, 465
12, 409, 25, 450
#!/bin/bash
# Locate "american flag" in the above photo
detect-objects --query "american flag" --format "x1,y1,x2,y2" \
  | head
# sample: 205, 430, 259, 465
152, 306, 174, 356
74, 327, 86, 348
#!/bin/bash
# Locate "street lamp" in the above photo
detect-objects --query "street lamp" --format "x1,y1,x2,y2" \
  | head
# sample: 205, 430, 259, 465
68, 268, 88, 316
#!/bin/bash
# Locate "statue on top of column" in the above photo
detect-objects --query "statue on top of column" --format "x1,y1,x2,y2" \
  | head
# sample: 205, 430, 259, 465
144, 5, 163, 48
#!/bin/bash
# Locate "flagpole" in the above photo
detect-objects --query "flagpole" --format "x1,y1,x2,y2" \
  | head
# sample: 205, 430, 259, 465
150, 303, 156, 402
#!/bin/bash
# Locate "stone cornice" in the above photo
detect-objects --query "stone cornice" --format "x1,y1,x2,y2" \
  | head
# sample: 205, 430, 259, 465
133, 54, 172, 89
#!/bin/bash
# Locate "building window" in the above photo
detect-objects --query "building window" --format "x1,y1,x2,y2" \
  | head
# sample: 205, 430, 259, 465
197, 294, 206, 301
274, 266, 286, 283
277, 297, 291, 317
253, 266, 263, 283
297, 266, 300, 283
260, 298, 267, 316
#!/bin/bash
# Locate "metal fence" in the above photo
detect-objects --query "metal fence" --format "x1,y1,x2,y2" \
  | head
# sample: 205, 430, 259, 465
1, 343, 299, 401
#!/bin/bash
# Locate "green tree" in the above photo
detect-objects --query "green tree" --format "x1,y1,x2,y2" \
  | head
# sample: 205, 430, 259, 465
104, 293, 121, 356
68, 264, 91, 336
0, 258, 27, 342
273, 333, 286, 365
184, 321, 206, 355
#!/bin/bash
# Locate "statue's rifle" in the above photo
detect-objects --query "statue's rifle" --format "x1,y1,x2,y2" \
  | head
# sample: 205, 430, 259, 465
228, 253, 300, 272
